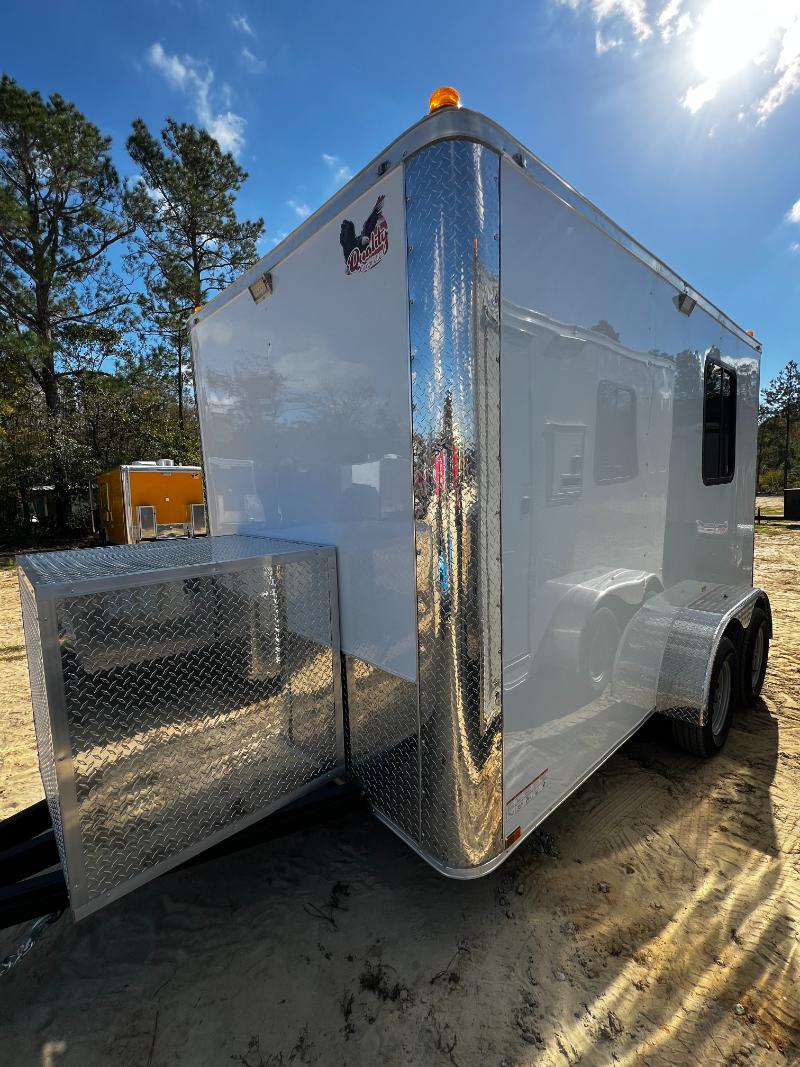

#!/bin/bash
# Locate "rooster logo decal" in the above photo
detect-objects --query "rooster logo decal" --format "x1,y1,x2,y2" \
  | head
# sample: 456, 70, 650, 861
339, 194, 388, 275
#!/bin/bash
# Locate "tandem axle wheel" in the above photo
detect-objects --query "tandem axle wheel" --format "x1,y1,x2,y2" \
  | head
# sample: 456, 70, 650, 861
670, 609, 770, 758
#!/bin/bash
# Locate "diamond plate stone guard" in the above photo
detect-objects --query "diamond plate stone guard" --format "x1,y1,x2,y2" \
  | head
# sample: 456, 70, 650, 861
18, 535, 342, 919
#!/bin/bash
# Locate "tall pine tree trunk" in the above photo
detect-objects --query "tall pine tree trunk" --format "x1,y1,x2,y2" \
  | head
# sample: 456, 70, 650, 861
41, 362, 70, 532
177, 330, 184, 432
784, 408, 791, 490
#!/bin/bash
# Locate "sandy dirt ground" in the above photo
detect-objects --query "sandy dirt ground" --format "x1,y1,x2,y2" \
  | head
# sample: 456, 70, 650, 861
1, 529, 798, 1066
0, 560, 44, 817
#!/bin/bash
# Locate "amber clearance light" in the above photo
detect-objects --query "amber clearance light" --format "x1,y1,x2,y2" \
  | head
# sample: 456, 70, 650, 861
429, 86, 461, 113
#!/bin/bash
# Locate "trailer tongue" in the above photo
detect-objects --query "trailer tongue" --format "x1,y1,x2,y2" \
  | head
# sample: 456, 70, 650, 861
12, 92, 771, 921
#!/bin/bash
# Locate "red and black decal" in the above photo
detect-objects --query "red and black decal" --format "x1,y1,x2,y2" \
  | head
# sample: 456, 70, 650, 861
339, 194, 388, 274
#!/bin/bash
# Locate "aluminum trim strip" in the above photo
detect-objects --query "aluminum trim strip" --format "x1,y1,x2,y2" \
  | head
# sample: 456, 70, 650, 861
26, 549, 336, 600
327, 551, 346, 766
121, 466, 133, 545
17, 537, 335, 596
18, 571, 71, 886
190, 109, 759, 352
119, 465, 202, 473
37, 592, 90, 907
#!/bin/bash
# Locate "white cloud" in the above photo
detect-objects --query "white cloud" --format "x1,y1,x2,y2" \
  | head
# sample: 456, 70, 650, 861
322, 153, 353, 187
559, 0, 800, 124
755, 15, 800, 122
558, 0, 652, 42
595, 30, 623, 53
755, 58, 800, 121
147, 43, 246, 156
791, 241, 800, 252
682, 78, 719, 113
288, 199, 311, 220
231, 15, 256, 39
786, 198, 800, 223
657, 0, 680, 29
657, 0, 691, 42
204, 112, 246, 156
241, 46, 266, 74
147, 42, 191, 90
129, 173, 167, 205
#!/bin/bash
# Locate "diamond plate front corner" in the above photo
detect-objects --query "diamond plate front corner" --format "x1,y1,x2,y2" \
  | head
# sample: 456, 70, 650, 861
17, 536, 342, 918
405, 139, 504, 871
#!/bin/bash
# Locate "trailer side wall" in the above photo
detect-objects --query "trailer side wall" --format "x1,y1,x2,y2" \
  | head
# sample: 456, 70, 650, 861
127, 469, 204, 527
499, 158, 759, 842
192, 166, 417, 682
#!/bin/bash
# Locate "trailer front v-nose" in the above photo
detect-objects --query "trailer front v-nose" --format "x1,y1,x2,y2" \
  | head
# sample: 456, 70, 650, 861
15, 94, 770, 920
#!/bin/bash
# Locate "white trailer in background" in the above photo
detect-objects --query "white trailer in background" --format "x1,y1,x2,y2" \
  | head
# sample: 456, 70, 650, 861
18, 93, 772, 919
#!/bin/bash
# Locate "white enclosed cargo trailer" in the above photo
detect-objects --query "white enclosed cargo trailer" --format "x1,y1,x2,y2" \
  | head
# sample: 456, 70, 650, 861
17, 95, 772, 918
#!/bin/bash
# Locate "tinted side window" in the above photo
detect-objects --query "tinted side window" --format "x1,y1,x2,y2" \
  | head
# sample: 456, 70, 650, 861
594, 381, 638, 483
702, 360, 736, 484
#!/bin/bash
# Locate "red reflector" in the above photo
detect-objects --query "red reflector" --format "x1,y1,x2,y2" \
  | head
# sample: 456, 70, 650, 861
506, 827, 522, 848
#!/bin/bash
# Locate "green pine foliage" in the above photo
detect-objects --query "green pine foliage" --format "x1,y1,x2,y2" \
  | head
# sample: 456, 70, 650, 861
758, 360, 800, 494
0, 77, 263, 540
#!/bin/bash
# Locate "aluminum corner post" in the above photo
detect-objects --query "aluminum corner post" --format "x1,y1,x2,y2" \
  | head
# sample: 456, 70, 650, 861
405, 138, 504, 873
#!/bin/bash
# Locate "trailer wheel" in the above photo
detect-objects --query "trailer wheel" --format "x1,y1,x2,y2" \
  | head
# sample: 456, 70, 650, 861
671, 637, 736, 757
739, 607, 769, 707
581, 606, 620, 696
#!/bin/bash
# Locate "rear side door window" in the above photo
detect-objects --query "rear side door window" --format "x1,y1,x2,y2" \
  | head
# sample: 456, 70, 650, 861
594, 381, 638, 484
702, 358, 736, 485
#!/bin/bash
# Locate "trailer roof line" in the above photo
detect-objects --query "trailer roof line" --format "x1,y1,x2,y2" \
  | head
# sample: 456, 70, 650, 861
190, 108, 760, 352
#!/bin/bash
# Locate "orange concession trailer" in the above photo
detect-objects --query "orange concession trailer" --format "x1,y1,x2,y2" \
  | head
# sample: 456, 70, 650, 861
97, 460, 207, 545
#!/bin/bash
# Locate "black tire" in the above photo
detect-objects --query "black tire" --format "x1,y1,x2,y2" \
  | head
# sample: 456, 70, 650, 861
739, 607, 769, 707
581, 606, 621, 696
671, 636, 737, 757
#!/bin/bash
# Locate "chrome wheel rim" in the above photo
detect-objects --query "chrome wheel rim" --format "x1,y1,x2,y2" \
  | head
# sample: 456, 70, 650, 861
711, 658, 732, 735
751, 626, 765, 689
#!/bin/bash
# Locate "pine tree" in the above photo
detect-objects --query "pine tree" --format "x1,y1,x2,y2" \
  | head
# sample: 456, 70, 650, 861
125, 119, 263, 433
761, 360, 800, 490
0, 76, 134, 529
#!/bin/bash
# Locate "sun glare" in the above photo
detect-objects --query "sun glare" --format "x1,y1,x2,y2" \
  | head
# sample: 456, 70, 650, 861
692, 0, 789, 84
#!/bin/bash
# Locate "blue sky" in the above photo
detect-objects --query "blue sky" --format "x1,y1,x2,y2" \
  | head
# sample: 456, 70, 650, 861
3, 0, 800, 381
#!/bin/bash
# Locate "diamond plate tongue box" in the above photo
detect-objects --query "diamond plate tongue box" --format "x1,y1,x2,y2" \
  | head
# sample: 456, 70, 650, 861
17, 535, 342, 920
